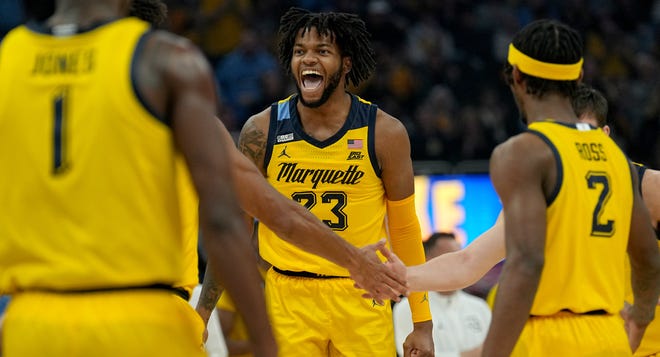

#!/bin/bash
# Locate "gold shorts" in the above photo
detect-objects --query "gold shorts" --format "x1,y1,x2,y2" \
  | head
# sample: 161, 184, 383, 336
266, 267, 396, 356
3, 290, 206, 357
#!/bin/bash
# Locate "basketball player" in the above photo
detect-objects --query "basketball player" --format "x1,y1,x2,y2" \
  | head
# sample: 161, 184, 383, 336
399, 83, 660, 355
0, 0, 276, 355
481, 19, 659, 356
233, 7, 434, 357
117, 1, 410, 329
381, 20, 660, 356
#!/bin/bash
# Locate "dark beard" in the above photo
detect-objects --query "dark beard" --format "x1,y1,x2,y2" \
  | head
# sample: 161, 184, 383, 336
297, 63, 343, 108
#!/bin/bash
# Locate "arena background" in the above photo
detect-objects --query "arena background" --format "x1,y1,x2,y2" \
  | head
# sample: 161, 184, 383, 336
1, 0, 657, 298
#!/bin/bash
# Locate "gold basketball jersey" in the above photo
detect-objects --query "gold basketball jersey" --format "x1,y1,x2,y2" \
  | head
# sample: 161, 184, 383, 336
259, 94, 386, 276
526, 121, 633, 315
0, 18, 189, 292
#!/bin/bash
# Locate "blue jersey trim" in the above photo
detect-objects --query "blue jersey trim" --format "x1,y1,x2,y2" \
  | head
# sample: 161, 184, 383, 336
130, 30, 168, 126
264, 102, 280, 171
367, 104, 381, 178
277, 100, 290, 121
526, 129, 563, 206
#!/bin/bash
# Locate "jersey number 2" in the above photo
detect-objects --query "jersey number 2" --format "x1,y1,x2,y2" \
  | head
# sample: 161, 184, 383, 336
586, 171, 614, 237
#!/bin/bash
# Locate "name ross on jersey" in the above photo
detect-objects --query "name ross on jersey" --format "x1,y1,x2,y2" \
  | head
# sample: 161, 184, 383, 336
575, 142, 607, 162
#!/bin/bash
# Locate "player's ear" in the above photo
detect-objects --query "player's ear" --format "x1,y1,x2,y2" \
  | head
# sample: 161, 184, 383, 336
603, 125, 611, 136
343, 56, 352, 75
577, 68, 584, 82
512, 65, 524, 84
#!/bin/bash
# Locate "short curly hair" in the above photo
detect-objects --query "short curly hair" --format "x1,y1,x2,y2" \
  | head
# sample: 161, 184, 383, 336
129, 0, 168, 27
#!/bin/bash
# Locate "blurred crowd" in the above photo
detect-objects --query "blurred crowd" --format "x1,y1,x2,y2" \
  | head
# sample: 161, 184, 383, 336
2, 0, 658, 168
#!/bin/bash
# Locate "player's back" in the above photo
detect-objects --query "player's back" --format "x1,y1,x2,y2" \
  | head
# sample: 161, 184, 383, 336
0, 18, 186, 293
526, 121, 633, 316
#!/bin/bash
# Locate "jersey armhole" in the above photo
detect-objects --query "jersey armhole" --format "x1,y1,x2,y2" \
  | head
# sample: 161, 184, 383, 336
367, 104, 381, 178
130, 30, 168, 126
262, 103, 279, 171
526, 129, 563, 206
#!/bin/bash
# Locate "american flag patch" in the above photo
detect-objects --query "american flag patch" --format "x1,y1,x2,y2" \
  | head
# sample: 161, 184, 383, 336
347, 139, 363, 149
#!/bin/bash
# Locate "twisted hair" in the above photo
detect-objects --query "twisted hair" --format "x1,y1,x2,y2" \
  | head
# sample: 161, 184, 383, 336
503, 19, 583, 99
572, 83, 608, 127
129, 0, 168, 27
277, 7, 376, 87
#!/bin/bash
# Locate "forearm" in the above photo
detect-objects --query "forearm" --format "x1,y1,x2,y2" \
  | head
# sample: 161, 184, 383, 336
483, 255, 541, 357
408, 220, 505, 292
630, 253, 660, 322
233, 154, 360, 270
387, 195, 431, 322
201, 219, 274, 350
196, 261, 223, 325
272, 201, 361, 268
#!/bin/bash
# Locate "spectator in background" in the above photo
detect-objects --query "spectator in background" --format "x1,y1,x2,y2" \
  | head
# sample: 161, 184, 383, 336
215, 27, 281, 130
193, 0, 251, 64
393, 232, 491, 357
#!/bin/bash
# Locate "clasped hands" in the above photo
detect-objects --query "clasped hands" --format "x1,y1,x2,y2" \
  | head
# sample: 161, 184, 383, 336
348, 239, 409, 305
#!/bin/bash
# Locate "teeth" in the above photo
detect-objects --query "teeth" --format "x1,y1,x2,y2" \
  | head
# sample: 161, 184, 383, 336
302, 70, 322, 76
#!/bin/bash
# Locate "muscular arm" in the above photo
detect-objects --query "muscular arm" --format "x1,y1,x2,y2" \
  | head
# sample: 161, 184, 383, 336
482, 134, 549, 357
408, 212, 506, 292
640, 168, 660, 228
376, 111, 433, 357
625, 163, 660, 351
137, 32, 275, 355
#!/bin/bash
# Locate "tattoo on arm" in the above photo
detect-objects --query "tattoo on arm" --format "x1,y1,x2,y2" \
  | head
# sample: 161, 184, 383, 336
197, 263, 222, 320
239, 120, 267, 168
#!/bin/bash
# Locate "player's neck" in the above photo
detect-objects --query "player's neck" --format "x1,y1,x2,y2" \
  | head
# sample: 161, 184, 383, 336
297, 91, 352, 131
49, 1, 125, 28
524, 94, 577, 125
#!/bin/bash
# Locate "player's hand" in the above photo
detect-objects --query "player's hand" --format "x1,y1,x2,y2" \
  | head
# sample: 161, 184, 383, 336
357, 243, 408, 302
620, 302, 652, 353
403, 320, 434, 357
349, 239, 408, 304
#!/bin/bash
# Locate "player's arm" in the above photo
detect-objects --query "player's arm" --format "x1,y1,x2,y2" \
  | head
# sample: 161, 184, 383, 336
407, 212, 506, 292
375, 110, 433, 357
640, 168, 660, 226
139, 31, 276, 355
624, 163, 660, 352
482, 134, 549, 357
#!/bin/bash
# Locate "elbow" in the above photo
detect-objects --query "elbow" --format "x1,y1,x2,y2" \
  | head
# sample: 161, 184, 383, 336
525, 258, 545, 276
200, 205, 244, 241
510, 251, 544, 277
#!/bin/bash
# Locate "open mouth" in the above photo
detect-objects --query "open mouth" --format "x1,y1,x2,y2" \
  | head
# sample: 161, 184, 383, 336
301, 70, 324, 91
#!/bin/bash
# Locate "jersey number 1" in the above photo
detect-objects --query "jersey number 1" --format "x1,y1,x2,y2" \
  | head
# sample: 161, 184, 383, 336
586, 171, 614, 237
53, 90, 68, 174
